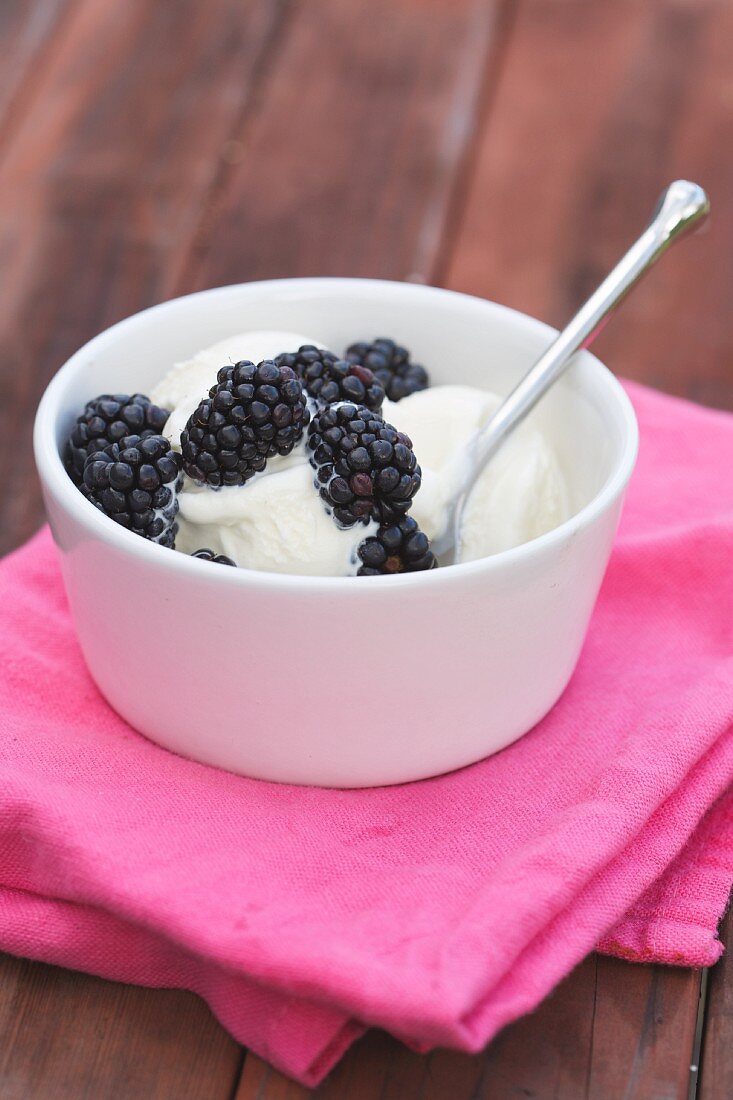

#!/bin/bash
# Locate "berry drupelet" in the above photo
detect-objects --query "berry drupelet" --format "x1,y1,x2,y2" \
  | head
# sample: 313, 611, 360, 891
191, 548, 237, 567
357, 516, 437, 576
181, 360, 309, 487
345, 338, 429, 402
80, 434, 182, 548
65, 393, 170, 486
276, 345, 384, 411
307, 403, 421, 528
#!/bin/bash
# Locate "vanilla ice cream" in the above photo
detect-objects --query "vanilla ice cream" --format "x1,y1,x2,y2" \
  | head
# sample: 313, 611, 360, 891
388, 386, 570, 560
155, 331, 571, 574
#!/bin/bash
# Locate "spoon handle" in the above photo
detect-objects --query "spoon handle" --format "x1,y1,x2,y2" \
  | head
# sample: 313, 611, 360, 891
471, 180, 710, 472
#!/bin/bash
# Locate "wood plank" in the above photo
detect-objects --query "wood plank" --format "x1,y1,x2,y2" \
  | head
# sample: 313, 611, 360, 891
700, 906, 733, 1100
0, 0, 285, 554
443, 0, 733, 410
0, 953, 241, 1099
0, 0, 72, 135
179, 0, 504, 290
234, 954, 702, 1098
586, 957, 701, 1099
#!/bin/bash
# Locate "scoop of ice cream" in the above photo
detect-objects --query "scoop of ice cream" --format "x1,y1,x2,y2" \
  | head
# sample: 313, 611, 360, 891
175, 460, 375, 576
390, 386, 570, 560
159, 329, 375, 575
460, 428, 570, 561
151, 329, 323, 450
158, 335, 571, 575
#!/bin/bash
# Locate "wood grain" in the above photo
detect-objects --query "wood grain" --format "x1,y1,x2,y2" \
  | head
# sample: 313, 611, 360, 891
443, 0, 733, 410
179, 0, 504, 290
0, 953, 241, 1099
0, 0, 73, 136
586, 957, 701, 1099
234, 954, 702, 1098
700, 906, 733, 1100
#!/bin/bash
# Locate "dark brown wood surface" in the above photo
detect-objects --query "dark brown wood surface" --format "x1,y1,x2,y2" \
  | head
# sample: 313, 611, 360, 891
0, 0, 730, 1097
701, 907, 733, 1100
0, 955, 242, 1100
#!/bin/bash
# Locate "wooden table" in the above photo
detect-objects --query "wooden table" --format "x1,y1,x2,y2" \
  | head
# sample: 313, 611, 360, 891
1, 1, 731, 1096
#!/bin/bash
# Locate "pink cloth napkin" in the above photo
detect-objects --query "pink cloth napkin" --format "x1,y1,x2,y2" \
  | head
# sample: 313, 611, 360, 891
0, 381, 732, 1086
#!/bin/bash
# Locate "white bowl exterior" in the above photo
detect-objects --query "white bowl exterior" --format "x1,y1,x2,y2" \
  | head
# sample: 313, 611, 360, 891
45, 491, 622, 786
35, 279, 638, 787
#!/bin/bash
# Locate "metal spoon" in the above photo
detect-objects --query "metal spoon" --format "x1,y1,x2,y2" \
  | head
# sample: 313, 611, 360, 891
434, 179, 710, 562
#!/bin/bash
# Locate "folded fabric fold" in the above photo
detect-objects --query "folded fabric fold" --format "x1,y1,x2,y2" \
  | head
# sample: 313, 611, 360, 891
0, 381, 731, 1086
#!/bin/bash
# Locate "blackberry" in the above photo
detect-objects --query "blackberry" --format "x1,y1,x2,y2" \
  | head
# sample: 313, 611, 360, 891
181, 360, 309, 487
65, 393, 170, 485
307, 403, 421, 527
357, 516, 437, 576
191, 548, 237, 567
276, 345, 384, 411
80, 434, 182, 548
345, 338, 429, 402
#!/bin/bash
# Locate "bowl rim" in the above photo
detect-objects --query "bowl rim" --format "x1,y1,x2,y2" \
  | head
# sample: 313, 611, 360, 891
34, 277, 639, 591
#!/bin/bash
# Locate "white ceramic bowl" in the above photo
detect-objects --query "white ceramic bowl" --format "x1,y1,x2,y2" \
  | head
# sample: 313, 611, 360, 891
34, 279, 638, 787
